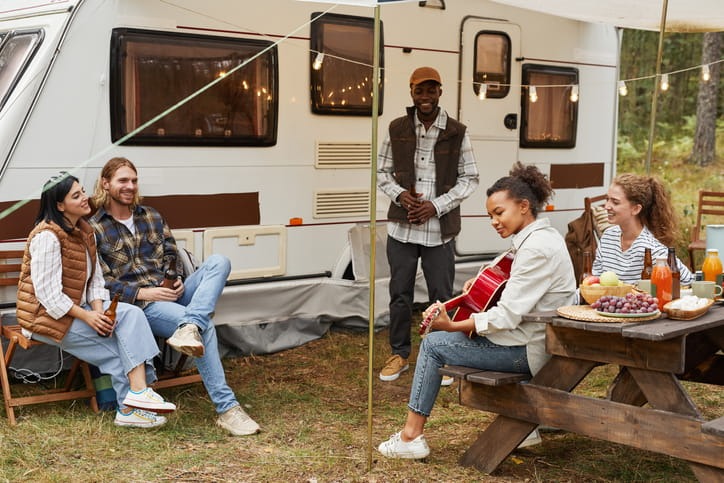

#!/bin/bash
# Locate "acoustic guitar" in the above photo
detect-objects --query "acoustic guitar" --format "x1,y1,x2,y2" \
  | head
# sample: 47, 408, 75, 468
419, 251, 514, 336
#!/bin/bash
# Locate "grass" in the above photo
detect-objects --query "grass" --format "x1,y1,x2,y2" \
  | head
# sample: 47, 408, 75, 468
1, 325, 721, 482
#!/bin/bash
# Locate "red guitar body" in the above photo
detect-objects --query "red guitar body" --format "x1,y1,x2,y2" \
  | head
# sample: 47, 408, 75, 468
419, 251, 514, 336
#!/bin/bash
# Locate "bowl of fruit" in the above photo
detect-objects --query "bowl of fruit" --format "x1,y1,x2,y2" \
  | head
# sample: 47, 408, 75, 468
579, 271, 635, 305
590, 291, 660, 317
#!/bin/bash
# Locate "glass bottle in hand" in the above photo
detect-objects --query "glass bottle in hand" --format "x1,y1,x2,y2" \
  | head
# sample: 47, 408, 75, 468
161, 256, 177, 289
100, 293, 120, 337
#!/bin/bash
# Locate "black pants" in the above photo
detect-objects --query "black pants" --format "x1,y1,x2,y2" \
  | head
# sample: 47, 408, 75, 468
386, 236, 455, 359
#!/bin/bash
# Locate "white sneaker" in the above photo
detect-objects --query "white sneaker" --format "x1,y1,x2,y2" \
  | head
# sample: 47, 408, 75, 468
167, 324, 205, 358
122, 387, 176, 413
440, 375, 454, 386
378, 431, 430, 459
517, 428, 542, 448
114, 408, 167, 428
217, 405, 260, 436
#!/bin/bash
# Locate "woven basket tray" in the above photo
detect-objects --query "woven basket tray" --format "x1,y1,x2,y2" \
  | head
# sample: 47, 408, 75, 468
662, 298, 715, 320
556, 305, 661, 323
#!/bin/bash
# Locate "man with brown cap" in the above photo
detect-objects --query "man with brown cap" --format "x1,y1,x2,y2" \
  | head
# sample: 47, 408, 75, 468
377, 66, 479, 382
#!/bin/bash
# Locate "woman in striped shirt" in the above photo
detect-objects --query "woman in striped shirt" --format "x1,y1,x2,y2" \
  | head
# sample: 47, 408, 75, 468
592, 173, 693, 285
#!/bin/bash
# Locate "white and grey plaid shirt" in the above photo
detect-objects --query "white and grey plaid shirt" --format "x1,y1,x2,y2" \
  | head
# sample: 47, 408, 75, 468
377, 108, 479, 247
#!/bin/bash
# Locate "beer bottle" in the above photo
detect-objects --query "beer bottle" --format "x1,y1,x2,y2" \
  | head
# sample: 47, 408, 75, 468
100, 293, 120, 337
667, 247, 680, 300
640, 247, 653, 280
161, 256, 178, 289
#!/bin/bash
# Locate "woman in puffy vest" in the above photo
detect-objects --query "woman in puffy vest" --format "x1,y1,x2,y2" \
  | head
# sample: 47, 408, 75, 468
16, 172, 175, 428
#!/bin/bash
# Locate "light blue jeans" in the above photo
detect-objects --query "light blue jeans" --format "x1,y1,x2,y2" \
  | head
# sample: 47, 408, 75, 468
33, 301, 158, 409
408, 331, 530, 417
142, 254, 238, 414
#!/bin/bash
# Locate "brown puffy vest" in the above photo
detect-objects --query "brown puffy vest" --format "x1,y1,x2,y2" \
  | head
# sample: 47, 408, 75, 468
16, 219, 97, 342
386, 107, 466, 239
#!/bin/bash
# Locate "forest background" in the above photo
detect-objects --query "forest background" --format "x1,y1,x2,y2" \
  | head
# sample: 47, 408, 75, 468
618, 30, 723, 268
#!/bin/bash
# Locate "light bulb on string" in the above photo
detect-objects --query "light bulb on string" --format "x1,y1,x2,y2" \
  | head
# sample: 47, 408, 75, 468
570, 84, 579, 103
618, 80, 628, 96
660, 73, 669, 92
477, 83, 487, 100
702, 64, 711, 82
312, 52, 324, 71
529, 85, 538, 103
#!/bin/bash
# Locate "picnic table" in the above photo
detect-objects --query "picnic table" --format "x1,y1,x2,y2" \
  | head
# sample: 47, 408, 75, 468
445, 304, 724, 482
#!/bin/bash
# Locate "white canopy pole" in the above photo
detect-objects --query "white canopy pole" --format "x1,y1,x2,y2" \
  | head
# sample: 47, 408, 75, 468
644, 0, 669, 174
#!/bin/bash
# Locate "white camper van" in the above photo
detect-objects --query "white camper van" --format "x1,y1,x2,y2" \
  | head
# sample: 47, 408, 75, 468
0, 0, 619, 355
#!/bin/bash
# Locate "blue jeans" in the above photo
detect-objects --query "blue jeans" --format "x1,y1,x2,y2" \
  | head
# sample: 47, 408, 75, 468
33, 301, 158, 409
408, 331, 530, 417
142, 254, 238, 414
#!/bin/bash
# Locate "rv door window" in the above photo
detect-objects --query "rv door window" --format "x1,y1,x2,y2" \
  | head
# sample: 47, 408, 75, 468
110, 29, 278, 146
310, 13, 383, 116
0, 30, 43, 112
474, 31, 511, 99
520, 64, 578, 148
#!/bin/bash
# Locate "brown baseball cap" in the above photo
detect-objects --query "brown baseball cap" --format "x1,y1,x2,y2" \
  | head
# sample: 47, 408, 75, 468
409, 66, 442, 87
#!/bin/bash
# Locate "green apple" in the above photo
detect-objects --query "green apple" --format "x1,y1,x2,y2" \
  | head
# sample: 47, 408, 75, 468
599, 271, 620, 286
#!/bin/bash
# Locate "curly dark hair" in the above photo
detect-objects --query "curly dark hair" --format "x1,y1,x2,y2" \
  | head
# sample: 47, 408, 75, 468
486, 162, 553, 217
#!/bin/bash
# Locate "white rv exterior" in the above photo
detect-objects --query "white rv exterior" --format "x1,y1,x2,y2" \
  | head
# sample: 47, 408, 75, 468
0, 0, 619, 354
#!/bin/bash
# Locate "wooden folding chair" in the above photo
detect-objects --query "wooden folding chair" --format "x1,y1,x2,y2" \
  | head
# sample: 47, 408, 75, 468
687, 190, 724, 270
0, 250, 99, 425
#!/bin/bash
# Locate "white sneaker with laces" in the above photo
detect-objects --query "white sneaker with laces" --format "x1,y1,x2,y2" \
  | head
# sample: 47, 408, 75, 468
217, 405, 260, 436
114, 408, 167, 428
378, 431, 430, 459
122, 387, 176, 413
167, 324, 205, 358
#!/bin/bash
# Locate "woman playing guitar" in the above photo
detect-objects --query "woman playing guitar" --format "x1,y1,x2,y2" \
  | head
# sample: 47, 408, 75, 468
378, 162, 577, 460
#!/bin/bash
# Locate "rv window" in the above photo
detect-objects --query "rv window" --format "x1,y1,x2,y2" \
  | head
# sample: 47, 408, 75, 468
110, 29, 278, 146
474, 31, 510, 99
520, 65, 578, 148
0, 30, 43, 112
310, 13, 383, 116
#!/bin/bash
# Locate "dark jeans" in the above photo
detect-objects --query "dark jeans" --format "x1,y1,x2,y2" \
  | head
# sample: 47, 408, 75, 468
386, 236, 455, 359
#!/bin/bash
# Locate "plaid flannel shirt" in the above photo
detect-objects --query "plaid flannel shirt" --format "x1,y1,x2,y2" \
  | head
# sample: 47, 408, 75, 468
90, 205, 178, 308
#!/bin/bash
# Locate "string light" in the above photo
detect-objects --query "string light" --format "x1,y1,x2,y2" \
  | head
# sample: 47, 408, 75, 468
618, 80, 628, 96
660, 73, 670, 91
702, 64, 711, 82
569, 84, 579, 103
477, 83, 487, 100
528, 86, 538, 103
313, 52, 324, 70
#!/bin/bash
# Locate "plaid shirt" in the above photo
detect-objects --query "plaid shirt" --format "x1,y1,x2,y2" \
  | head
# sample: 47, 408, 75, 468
89, 205, 178, 308
377, 108, 479, 247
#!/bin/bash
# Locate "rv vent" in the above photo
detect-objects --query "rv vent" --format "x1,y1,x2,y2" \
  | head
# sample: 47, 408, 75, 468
315, 142, 371, 168
314, 190, 370, 219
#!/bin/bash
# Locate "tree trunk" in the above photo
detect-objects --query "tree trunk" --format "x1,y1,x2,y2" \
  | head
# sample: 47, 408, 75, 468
691, 32, 721, 167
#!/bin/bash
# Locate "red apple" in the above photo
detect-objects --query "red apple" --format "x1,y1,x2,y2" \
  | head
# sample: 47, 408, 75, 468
582, 275, 600, 286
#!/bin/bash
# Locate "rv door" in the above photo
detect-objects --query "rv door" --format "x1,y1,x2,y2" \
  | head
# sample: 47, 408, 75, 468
456, 18, 521, 255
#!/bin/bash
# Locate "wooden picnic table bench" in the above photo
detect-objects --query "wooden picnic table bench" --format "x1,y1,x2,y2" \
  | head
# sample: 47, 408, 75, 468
442, 304, 724, 482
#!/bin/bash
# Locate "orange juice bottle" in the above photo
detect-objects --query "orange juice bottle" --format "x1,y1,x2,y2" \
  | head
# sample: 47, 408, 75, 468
650, 257, 672, 311
702, 249, 723, 282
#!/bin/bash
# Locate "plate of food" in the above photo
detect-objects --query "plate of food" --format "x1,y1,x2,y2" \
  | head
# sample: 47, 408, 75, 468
595, 309, 661, 318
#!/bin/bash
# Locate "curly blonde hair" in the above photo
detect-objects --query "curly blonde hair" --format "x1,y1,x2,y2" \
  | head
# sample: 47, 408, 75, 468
612, 173, 678, 246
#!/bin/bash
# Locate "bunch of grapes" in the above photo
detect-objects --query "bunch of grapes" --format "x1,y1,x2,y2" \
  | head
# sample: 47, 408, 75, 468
591, 292, 659, 314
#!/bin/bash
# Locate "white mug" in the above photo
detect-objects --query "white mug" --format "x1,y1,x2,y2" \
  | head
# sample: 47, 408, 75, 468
691, 281, 723, 299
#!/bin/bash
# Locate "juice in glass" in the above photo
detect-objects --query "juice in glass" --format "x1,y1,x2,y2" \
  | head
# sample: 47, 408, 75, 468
651, 257, 672, 311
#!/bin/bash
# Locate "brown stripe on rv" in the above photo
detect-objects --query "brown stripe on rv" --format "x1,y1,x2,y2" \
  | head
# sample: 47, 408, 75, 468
549, 163, 604, 189
0, 193, 260, 240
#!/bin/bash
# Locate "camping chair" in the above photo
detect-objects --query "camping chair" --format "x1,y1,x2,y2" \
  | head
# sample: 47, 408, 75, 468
687, 190, 724, 270
566, 194, 610, 283
0, 250, 99, 425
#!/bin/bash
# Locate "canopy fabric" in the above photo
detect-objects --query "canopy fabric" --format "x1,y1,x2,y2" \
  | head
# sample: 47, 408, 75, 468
489, 0, 724, 32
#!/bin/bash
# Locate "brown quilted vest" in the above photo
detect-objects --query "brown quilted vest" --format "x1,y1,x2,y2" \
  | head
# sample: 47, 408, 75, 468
386, 106, 467, 239
16, 219, 97, 342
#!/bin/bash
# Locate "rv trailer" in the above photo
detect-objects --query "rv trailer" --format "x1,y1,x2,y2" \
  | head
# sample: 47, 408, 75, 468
0, 0, 619, 356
